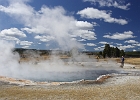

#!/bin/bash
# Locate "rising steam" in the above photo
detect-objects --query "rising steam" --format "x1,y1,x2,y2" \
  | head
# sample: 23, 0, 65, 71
0, 40, 122, 82
0, 40, 92, 81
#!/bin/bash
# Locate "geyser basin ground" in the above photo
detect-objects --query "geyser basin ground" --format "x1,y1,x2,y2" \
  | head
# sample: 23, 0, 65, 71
0, 56, 140, 100
0, 60, 139, 87
1, 74, 140, 100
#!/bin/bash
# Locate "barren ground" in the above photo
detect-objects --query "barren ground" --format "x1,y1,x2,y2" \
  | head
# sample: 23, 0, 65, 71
0, 75, 140, 100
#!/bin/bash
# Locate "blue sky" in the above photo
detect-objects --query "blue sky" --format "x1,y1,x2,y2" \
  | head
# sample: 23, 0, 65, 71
0, 0, 140, 51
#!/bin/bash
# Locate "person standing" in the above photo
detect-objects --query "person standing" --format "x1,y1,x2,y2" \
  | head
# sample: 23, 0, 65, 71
96, 55, 99, 62
120, 56, 125, 68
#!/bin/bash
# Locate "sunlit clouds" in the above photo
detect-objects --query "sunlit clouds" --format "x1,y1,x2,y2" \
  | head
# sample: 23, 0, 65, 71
77, 7, 128, 25
83, 0, 130, 10
0, 0, 139, 51
103, 31, 136, 40
0, 0, 85, 50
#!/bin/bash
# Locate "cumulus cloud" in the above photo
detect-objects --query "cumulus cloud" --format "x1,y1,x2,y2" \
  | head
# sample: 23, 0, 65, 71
0, 0, 86, 50
21, 45, 30, 48
74, 21, 97, 41
132, 43, 140, 47
78, 8, 127, 25
0, 0, 34, 20
78, 39, 86, 42
71, 30, 97, 40
21, 41, 33, 46
0, 28, 26, 42
99, 41, 108, 44
87, 43, 96, 46
34, 35, 55, 42
0, 28, 26, 38
133, 49, 137, 52
110, 44, 115, 47
77, 7, 128, 25
124, 40, 139, 44
116, 43, 122, 46
103, 31, 136, 40
17, 40, 32, 49
118, 45, 135, 50
83, 0, 130, 10
94, 47, 104, 51
0, 36, 20, 41
76, 21, 93, 30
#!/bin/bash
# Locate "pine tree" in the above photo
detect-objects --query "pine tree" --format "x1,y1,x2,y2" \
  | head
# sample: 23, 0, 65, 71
102, 44, 124, 58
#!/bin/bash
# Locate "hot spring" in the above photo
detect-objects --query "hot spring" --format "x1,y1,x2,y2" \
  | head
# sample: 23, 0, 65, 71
0, 40, 124, 83
0, 57, 123, 82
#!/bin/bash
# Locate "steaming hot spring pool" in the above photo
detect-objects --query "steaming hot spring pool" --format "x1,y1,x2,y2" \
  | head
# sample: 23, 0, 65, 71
1, 61, 126, 83
29, 69, 120, 82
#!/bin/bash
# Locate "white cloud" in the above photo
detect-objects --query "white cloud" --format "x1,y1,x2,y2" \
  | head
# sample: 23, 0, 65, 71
92, 22, 99, 26
87, 43, 96, 46
0, 36, 20, 41
94, 47, 104, 51
77, 7, 128, 25
18, 41, 33, 46
0, 0, 84, 50
34, 35, 55, 42
22, 45, 30, 49
83, 0, 130, 10
21, 27, 49, 34
99, 41, 108, 44
76, 21, 93, 30
116, 43, 122, 46
94, 48, 99, 51
72, 30, 97, 40
0, 1, 34, 21
0, 28, 26, 42
78, 39, 86, 42
124, 40, 139, 44
71, 21, 97, 41
101, 45, 105, 48
118, 45, 135, 50
0, 28, 26, 38
103, 31, 136, 40
133, 43, 140, 46
110, 44, 115, 47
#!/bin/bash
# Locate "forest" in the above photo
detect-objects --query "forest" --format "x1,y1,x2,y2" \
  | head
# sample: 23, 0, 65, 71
13, 44, 140, 58
98, 44, 140, 58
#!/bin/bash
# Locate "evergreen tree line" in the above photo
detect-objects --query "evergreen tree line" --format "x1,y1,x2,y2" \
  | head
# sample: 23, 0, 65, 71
99, 44, 125, 58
